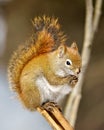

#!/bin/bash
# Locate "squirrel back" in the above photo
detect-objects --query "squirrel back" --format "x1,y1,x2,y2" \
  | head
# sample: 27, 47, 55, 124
8, 16, 66, 93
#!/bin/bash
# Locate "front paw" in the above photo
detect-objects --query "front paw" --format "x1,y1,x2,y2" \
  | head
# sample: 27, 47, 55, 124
70, 76, 78, 87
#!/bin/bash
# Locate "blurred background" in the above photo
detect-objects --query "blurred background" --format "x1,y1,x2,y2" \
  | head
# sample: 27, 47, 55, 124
0, 0, 104, 130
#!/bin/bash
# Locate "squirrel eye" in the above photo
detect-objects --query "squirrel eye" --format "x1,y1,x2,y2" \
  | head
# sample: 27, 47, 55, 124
65, 59, 72, 66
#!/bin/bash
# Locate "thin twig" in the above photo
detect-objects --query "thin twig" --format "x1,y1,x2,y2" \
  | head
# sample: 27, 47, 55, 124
37, 103, 74, 130
37, 107, 63, 130
93, 0, 103, 34
63, 0, 103, 127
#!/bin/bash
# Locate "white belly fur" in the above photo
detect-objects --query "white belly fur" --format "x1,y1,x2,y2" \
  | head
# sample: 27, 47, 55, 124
36, 75, 72, 104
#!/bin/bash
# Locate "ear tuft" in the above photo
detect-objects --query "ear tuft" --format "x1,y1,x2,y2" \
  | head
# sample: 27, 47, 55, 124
58, 45, 66, 58
71, 42, 78, 51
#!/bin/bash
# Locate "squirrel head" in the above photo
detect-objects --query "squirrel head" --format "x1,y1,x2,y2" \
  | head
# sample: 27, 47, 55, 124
49, 42, 81, 77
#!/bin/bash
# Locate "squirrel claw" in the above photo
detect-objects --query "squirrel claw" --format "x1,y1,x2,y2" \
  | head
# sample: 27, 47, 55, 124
42, 101, 62, 112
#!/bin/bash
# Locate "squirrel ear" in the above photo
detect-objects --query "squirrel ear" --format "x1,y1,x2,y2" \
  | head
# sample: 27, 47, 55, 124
70, 42, 78, 51
58, 45, 66, 58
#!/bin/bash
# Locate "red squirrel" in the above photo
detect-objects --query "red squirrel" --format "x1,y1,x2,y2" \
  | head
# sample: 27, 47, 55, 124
8, 16, 81, 111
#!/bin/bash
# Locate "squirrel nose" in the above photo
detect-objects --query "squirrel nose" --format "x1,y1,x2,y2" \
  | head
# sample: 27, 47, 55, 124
75, 68, 81, 74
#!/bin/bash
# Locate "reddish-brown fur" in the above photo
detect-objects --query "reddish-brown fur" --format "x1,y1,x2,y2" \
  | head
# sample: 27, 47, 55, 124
8, 16, 81, 110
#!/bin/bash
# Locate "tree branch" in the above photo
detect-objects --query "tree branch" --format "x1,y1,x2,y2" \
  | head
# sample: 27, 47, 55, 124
37, 103, 74, 130
63, 0, 103, 127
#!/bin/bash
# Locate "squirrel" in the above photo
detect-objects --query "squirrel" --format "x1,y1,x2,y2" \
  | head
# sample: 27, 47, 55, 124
8, 16, 81, 111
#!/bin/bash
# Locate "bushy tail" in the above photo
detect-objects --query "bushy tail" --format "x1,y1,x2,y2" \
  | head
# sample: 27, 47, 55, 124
32, 16, 66, 54
8, 16, 67, 93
